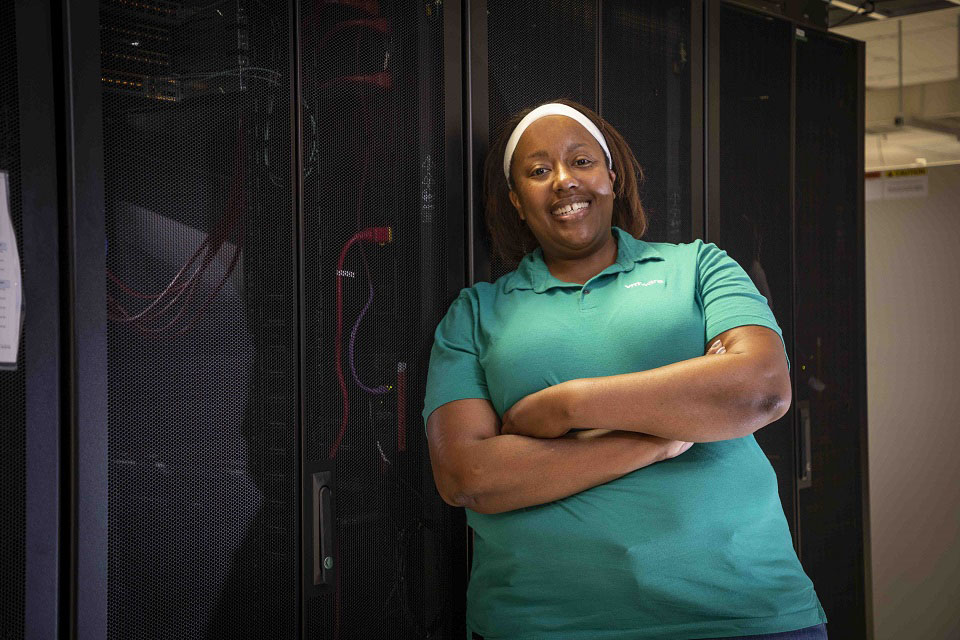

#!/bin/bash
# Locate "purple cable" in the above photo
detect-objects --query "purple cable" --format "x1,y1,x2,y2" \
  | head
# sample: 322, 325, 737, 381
349, 245, 389, 394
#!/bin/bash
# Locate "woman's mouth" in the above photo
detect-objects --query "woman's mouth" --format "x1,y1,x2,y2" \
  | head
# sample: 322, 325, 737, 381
551, 201, 590, 221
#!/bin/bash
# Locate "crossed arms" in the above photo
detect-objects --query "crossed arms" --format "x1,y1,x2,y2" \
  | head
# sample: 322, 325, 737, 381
425, 325, 791, 514
501, 324, 792, 443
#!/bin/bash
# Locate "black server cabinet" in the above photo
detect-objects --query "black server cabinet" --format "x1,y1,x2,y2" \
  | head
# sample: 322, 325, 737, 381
794, 27, 870, 640
472, 0, 703, 284
1, 1, 61, 639
298, 1, 466, 638
709, 1, 869, 637
65, 1, 465, 639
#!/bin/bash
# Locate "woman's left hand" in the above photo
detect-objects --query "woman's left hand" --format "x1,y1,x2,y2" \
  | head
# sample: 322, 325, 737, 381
500, 382, 576, 439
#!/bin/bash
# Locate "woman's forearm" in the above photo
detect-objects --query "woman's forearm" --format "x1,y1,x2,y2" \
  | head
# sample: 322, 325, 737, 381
456, 430, 667, 515
564, 352, 789, 443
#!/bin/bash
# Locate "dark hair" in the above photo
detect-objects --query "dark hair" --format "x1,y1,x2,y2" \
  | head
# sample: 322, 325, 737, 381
482, 98, 648, 265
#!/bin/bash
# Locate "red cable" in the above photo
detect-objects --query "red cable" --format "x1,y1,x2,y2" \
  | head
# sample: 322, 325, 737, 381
329, 234, 358, 462
328, 227, 392, 462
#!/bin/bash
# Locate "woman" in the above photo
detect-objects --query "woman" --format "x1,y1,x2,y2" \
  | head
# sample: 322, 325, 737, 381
422, 99, 828, 640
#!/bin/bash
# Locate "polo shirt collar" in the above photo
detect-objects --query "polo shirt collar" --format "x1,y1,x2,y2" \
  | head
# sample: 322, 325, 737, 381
504, 225, 664, 294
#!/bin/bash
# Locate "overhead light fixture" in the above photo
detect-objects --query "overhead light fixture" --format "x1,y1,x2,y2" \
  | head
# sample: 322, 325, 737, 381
829, 0, 888, 20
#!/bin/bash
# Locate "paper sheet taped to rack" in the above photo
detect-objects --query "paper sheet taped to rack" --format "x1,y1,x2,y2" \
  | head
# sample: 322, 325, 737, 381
0, 170, 22, 369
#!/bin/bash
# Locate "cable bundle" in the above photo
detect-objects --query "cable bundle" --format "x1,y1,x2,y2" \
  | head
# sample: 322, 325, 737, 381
106, 121, 246, 339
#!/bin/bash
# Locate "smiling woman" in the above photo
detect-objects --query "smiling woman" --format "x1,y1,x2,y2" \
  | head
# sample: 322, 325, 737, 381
483, 98, 647, 271
423, 99, 827, 640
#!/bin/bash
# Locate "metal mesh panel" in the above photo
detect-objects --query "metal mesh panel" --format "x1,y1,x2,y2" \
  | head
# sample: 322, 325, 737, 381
717, 5, 796, 533
300, 2, 455, 637
485, 0, 597, 278
100, 1, 297, 637
794, 29, 864, 639
0, 0, 26, 636
601, 0, 691, 244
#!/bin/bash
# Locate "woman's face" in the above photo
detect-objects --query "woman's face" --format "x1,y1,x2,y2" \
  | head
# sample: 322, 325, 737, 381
508, 115, 617, 260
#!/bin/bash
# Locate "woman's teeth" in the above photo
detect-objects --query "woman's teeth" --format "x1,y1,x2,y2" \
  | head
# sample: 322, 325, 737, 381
552, 201, 589, 217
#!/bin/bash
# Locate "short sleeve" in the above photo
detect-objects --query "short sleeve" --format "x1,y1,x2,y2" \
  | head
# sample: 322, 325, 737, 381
421, 289, 492, 437
696, 240, 791, 372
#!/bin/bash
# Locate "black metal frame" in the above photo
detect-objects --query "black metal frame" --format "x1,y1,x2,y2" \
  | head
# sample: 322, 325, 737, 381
466, 0, 489, 286
690, 0, 705, 241
788, 15, 800, 548
292, 0, 306, 635
447, 0, 468, 297
704, 0, 720, 240
15, 0, 62, 637
58, 0, 109, 637
722, 0, 828, 30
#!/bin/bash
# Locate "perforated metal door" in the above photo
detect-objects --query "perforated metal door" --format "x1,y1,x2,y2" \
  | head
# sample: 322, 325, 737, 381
299, 1, 462, 637
95, 1, 464, 638
794, 28, 866, 640
99, 1, 298, 637
601, 1, 693, 244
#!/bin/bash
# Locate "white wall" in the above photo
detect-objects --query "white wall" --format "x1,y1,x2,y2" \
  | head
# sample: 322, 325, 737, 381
865, 163, 960, 640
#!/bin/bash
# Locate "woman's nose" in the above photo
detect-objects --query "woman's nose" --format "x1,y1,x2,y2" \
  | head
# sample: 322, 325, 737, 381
553, 165, 579, 191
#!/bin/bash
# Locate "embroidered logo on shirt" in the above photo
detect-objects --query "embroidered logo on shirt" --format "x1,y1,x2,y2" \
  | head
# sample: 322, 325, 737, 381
625, 279, 664, 288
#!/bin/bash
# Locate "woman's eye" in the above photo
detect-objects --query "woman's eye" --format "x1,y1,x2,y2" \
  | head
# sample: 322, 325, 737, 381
531, 167, 548, 176
575, 158, 592, 166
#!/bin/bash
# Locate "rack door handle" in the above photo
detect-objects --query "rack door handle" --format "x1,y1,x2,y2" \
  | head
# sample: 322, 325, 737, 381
312, 470, 335, 586
798, 400, 812, 490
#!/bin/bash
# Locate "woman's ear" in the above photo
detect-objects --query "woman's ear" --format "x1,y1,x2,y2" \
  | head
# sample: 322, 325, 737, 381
608, 169, 617, 186
508, 190, 524, 220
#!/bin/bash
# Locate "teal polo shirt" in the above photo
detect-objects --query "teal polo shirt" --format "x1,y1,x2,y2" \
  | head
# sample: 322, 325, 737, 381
422, 226, 826, 640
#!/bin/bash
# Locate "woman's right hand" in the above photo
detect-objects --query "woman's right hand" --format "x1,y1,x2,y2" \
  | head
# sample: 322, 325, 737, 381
657, 437, 695, 460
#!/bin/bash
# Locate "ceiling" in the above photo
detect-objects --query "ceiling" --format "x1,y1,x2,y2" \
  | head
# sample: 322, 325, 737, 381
831, 3, 958, 88
830, 2, 960, 169
827, 0, 960, 27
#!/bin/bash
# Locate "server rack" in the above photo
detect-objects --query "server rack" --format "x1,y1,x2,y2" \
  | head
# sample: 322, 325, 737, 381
793, 23, 870, 640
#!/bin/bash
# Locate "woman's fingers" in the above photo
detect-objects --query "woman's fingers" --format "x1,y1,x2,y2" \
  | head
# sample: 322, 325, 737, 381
707, 339, 726, 355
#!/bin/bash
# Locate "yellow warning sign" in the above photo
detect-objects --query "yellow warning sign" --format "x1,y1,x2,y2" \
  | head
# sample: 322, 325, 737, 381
884, 168, 927, 177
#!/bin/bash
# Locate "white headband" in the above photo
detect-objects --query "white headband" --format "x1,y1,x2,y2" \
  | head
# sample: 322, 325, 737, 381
503, 103, 613, 182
